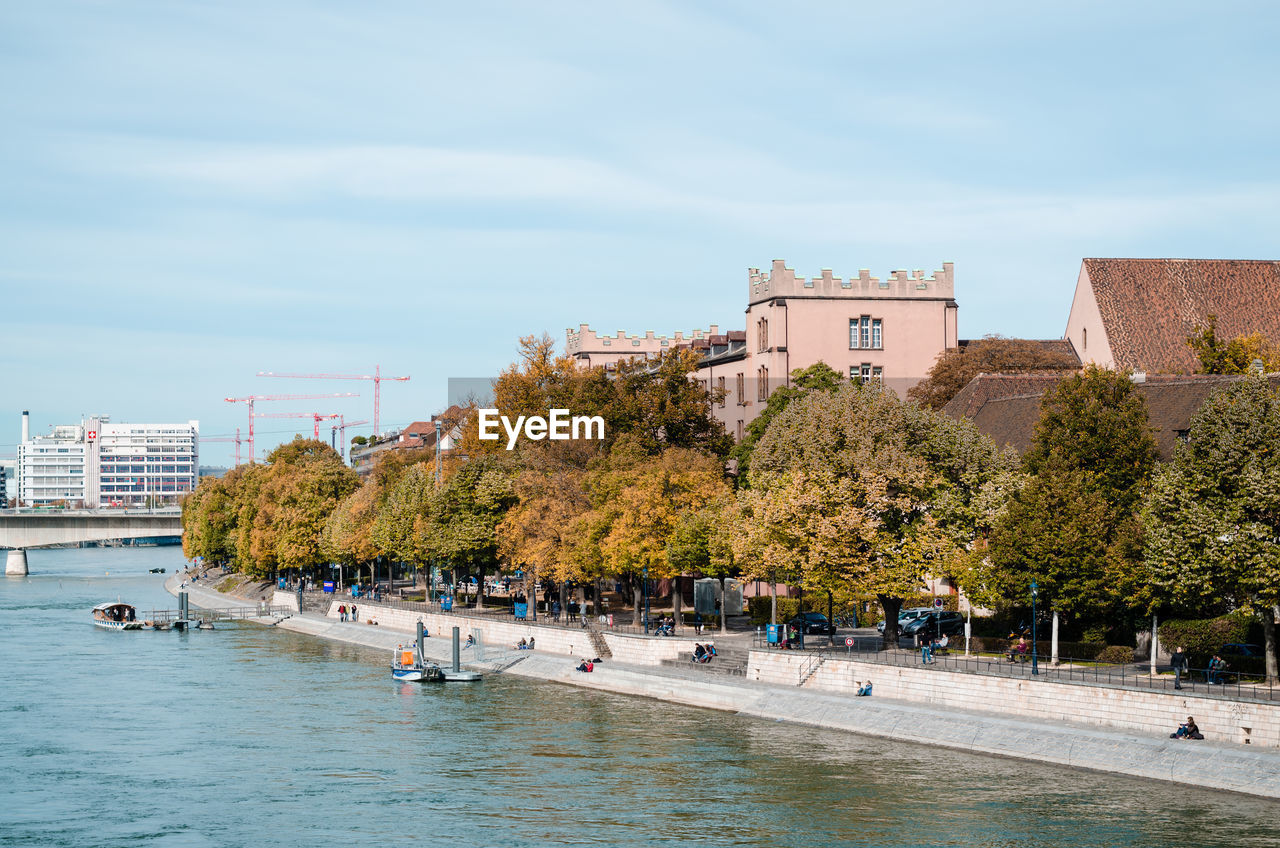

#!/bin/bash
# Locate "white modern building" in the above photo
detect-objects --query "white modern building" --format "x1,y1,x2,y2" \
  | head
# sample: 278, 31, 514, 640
16, 412, 199, 507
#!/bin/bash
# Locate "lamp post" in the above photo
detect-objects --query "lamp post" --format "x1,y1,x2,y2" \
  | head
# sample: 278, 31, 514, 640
643, 566, 650, 635
1030, 580, 1039, 676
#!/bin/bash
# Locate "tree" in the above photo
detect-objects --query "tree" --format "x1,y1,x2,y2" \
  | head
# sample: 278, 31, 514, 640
730, 361, 844, 485
1145, 377, 1280, 682
1187, 315, 1280, 375
421, 455, 516, 608
908, 336, 1080, 410
990, 366, 1160, 638
740, 382, 1013, 646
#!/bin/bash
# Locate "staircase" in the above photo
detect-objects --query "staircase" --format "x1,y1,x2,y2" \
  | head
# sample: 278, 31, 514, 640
797, 653, 825, 686
583, 620, 613, 659
661, 645, 750, 677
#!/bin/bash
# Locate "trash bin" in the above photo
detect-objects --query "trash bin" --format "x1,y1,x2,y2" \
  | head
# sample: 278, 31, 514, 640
441, 596, 454, 612
767, 623, 782, 645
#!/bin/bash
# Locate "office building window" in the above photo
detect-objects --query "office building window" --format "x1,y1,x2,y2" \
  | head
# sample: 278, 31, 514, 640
851, 316, 882, 349
872, 319, 882, 349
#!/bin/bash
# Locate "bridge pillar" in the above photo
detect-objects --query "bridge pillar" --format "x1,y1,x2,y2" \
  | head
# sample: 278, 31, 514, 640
5, 549, 29, 576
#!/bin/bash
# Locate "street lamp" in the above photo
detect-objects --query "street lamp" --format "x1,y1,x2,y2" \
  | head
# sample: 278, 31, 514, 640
643, 566, 650, 635
1030, 579, 1039, 676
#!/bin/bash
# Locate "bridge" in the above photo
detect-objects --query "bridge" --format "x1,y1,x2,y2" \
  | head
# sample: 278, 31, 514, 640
0, 509, 184, 575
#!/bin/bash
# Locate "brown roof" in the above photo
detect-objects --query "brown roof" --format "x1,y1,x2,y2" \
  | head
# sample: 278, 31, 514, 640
1084, 258, 1280, 373
948, 372, 1280, 458
942, 373, 1068, 420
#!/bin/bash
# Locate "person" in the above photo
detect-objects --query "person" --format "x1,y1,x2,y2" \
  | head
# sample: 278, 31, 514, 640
692, 643, 707, 663
1007, 636, 1029, 663
856, 680, 873, 697
527, 637, 535, 650
338, 604, 346, 622
465, 633, 475, 649
935, 634, 949, 655
1171, 646, 1188, 690
575, 659, 593, 672
516, 637, 527, 649
1208, 655, 1228, 684
350, 604, 358, 623
694, 611, 703, 636
552, 600, 562, 621
1171, 716, 1203, 740
920, 636, 933, 664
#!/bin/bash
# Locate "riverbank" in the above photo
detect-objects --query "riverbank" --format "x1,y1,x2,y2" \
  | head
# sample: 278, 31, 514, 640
168, 575, 1280, 799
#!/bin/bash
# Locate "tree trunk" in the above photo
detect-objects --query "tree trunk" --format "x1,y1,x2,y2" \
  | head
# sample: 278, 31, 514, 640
770, 576, 777, 625
631, 575, 643, 626
673, 576, 683, 627
1265, 606, 1278, 686
594, 577, 603, 623
879, 594, 903, 649
474, 565, 486, 609
1051, 611, 1060, 666
720, 578, 728, 636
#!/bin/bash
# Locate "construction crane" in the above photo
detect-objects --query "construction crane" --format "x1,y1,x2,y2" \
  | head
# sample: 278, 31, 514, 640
255, 411, 343, 441
224, 393, 359, 463
256, 366, 409, 438
201, 428, 243, 467
330, 417, 370, 460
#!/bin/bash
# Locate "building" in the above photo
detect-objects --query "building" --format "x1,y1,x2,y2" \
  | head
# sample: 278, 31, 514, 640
350, 406, 465, 478
1065, 258, 1280, 373
942, 372, 1280, 459
15, 412, 199, 507
565, 324, 722, 370
570, 260, 960, 441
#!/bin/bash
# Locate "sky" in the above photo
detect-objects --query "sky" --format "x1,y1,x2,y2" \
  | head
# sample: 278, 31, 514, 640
3, 2, 1278, 467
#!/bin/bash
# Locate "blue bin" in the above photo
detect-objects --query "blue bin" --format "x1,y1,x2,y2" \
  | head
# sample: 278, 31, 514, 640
767, 623, 782, 645
514, 602, 528, 620
441, 596, 454, 612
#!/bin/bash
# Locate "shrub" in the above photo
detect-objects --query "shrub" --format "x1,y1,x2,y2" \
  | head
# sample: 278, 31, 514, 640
1096, 645, 1136, 665
1158, 611, 1252, 668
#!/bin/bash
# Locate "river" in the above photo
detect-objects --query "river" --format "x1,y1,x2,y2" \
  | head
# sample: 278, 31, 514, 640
2, 547, 1277, 847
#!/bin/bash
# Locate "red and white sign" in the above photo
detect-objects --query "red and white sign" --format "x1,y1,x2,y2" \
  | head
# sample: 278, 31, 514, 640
87, 430, 98, 440
844, 637, 855, 647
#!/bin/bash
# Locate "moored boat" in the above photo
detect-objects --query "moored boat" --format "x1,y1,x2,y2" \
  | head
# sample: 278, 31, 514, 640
92, 602, 146, 630
391, 643, 442, 682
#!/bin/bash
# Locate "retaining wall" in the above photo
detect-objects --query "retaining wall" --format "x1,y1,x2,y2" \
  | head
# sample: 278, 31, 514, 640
748, 651, 1280, 748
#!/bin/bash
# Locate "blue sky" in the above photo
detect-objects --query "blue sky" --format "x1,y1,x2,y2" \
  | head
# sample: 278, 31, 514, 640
3, 2, 1278, 466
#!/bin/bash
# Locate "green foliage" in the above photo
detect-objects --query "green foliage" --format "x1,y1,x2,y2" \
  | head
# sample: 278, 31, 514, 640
1145, 377, 1280, 620
991, 366, 1159, 627
730, 361, 845, 484
1158, 611, 1253, 668
908, 336, 1080, 411
1096, 645, 1137, 664
1187, 314, 1280, 375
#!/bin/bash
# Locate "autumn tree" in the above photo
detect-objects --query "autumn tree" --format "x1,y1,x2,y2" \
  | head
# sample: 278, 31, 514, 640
730, 361, 845, 485
989, 366, 1159, 637
420, 454, 516, 608
1187, 314, 1280, 375
741, 382, 1014, 645
908, 336, 1080, 410
1145, 377, 1280, 682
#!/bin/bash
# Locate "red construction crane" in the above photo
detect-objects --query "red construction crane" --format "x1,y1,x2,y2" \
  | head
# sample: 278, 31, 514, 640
330, 417, 370, 460
255, 411, 343, 441
201, 428, 243, 467
256, 366, 410, 437
224, 393, 359, 463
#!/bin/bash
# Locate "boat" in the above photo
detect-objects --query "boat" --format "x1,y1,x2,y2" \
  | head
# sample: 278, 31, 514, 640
149, 568, 166, 574
92, 602, 146, 630
391, 643, 443, 682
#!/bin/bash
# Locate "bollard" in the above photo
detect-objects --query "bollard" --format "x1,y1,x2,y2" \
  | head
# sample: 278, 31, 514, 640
452, 626, 461, 673
417, 620, 426, 663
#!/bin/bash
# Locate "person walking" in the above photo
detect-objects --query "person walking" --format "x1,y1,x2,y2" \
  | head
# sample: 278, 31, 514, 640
1171, 646, 1188, 690
338, 603, 347, 623
350, 604, 358, 624
694, 611, 703, 636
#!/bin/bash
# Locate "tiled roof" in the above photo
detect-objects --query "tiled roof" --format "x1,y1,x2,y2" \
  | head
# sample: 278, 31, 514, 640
1084, 258, 1280, 372
948, 372, 1280, 458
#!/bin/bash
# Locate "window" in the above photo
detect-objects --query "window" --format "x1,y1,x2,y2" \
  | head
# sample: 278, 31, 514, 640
736, 420, 744, 441
872, 319, 882, 349
860, 363, 872, 383
758, 318, 769, 352
861, 316, 871, 350
736, 373, 745, 405
872, 366, 883, 383
849, 318, 859, 349
758, 367, 769, 401
717, 376, 726, 408
1082, 328, 1087, 351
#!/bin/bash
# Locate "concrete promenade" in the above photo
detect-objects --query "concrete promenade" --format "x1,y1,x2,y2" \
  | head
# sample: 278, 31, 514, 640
169, 575, 1280, 800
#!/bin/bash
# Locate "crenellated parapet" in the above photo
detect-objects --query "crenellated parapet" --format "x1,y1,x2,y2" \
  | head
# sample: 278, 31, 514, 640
566, 323, 721, 355
748, 259, 955, 303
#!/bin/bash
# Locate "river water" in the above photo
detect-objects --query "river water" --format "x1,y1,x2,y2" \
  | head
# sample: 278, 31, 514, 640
2, 547, 1278, 847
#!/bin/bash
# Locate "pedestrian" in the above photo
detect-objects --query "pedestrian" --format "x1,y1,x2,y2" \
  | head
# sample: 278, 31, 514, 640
694, 611, 703, 636
1171, 646, 1188, 690
338, 603, 347, 622
351, 604, 358, 623
920, 635, 933, 664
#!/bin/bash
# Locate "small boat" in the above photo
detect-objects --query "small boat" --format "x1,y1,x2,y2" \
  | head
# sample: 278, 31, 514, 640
92, 602, 146, 631
391, 643, 442, 683
149, 568, 166, 574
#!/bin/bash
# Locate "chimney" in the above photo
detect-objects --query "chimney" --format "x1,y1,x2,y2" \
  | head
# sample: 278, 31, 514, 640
22, 410, 29, 443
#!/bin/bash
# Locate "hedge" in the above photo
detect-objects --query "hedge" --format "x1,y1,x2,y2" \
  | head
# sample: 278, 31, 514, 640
1158, 611, 1252, 668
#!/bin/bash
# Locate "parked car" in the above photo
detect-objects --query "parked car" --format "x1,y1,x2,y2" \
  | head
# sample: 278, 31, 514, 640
1220, 643, 1263, 658
876, 607, 933, 634
787, 612, 836, 636
901, 610, 965, 638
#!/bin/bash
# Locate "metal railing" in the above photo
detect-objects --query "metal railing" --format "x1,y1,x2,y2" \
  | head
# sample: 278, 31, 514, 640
139, 604, 292, 623
764, 636, 1280, 704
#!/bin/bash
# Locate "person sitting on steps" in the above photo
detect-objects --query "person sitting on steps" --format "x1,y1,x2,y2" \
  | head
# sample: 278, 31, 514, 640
1171, 716, 1203, 740
856, 680, 873, 696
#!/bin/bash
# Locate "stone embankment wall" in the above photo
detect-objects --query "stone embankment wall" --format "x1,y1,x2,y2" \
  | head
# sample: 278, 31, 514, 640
316, 599, 703, 662
749, 651, 1280, 749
